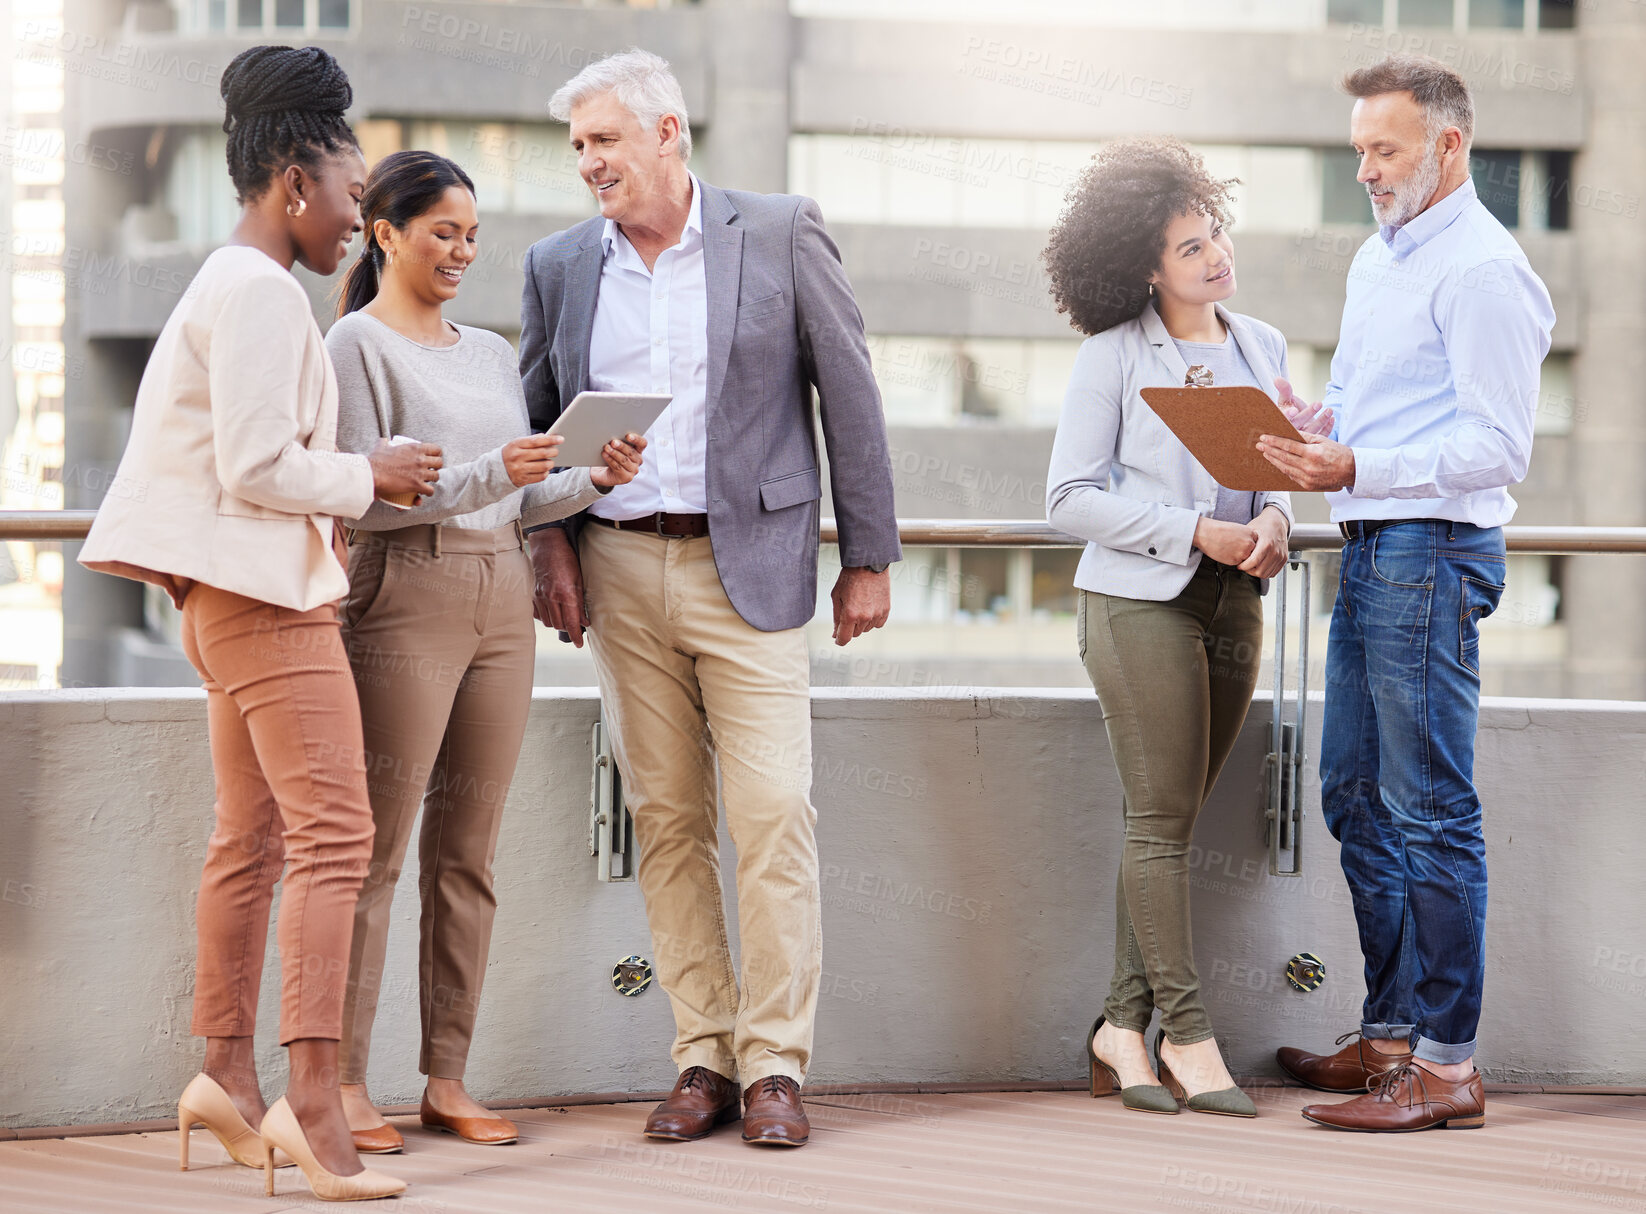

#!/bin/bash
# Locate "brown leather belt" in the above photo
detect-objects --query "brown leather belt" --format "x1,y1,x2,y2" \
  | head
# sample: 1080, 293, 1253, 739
587, 512, 709, 538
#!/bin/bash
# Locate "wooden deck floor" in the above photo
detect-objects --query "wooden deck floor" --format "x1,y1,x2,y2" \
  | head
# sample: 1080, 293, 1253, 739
3, 1086, 1643, 1213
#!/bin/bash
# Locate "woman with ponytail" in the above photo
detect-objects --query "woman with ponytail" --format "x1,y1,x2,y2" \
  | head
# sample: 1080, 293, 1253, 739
324, 150, 644, 1151
80, 44, 422, 1201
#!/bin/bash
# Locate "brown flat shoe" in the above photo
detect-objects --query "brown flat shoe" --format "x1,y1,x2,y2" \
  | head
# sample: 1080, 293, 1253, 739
741, 1075, 809, 1147
1277, 1031, 1412, 1093
349, 1122, 405, 1154
419, 1094, 518, 1145
1302, 1062, 1485, 1132
644, 1066, 741, 1142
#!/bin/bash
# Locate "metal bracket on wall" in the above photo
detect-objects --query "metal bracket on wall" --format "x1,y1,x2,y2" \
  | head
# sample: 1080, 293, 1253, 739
590, 718, 636, 882
1266, 553, 1310, 877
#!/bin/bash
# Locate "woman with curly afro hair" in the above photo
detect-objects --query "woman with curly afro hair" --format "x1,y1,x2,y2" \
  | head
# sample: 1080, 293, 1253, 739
1044, 138, 1295, 1120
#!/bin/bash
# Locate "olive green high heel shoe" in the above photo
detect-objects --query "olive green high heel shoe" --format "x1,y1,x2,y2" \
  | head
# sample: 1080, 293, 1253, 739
1154, 1031, 1257, 1118
1087, 1017, 1179, 1114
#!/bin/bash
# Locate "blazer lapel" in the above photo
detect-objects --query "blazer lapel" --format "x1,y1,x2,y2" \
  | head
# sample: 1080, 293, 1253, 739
559, 229, 604, 394
1220, 304, 1279, 395
700, 184, 743, 411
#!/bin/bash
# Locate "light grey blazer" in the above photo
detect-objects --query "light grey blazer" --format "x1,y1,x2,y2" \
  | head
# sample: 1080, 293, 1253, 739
1045, 303, 1294, 601
519, 181, 901, 632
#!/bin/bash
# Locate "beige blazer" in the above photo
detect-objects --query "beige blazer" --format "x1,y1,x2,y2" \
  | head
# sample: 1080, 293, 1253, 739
80, 245, 375, 611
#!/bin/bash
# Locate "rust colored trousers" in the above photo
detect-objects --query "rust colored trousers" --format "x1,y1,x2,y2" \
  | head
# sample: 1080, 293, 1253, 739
179, 582, 375, 1044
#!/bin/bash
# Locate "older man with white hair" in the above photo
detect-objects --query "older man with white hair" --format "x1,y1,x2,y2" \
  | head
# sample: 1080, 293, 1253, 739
518, 49, 900, 1148
1259, 55, 1554, 1132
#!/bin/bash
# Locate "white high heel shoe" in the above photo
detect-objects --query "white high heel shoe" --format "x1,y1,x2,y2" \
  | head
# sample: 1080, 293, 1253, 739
260, 1097, 407, 1202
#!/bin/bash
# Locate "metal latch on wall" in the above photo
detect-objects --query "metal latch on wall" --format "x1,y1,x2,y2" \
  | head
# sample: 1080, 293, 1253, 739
1266, 554, 1310, 877
590, 718, 636, 882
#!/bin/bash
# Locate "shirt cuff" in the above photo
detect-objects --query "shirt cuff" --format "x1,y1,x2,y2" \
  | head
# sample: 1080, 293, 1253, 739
1347, 447, 1393, 499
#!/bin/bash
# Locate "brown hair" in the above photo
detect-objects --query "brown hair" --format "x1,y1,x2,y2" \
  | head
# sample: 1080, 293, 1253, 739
1342, 54, 1473, 148
1041, 138, 1237, 337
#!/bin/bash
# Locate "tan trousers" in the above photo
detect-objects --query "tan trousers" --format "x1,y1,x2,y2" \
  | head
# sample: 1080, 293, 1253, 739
179, 583, 375, 1045
580, 523, 821, 1085
336, 522, 536, 1084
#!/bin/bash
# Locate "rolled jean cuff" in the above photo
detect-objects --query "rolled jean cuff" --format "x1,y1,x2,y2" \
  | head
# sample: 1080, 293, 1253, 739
1361, 1021, 1416, 1042
1414, 1035, 1476, 1066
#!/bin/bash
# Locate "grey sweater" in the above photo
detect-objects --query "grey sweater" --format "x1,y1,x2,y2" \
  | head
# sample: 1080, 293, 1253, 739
327, 310, 603, 531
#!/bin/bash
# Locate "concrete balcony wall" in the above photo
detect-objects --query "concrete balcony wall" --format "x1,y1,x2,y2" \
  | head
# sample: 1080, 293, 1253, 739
791, 20, 1586, 147
2, 688, 1642, 1129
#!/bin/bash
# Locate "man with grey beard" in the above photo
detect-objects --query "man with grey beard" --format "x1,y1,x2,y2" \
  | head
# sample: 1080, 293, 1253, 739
1256, 55, 1553, 1132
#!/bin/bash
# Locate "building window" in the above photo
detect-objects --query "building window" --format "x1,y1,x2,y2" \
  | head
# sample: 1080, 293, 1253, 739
1469, 0, 1524, 27
1539, 0, 1575, 29
1397, 0, 1454, 25
181, 0, 353, 34
867, 336, 1079, 426
1321, 147, 1369, 224
1534, 352, 1576, 436
1327, 0, 1383, 22
1470, 150, 1522, 228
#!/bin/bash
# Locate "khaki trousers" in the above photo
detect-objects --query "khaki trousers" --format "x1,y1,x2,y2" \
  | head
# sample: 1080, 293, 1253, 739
580, 523, 821, 1085
179, 583, 375, 1045
1079, 559, 1263, 1045
336, 523, 536, 1084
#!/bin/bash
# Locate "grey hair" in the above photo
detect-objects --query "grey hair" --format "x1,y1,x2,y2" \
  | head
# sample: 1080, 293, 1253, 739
1342, 53, 1474, 153
549, 48, 692, 162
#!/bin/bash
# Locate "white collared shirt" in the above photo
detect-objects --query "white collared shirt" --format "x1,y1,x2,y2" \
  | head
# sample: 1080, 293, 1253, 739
1324, 178, 1555, 527
584, 174, 710, 518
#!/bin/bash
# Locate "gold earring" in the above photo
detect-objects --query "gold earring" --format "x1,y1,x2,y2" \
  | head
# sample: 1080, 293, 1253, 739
286, 198, 306, 218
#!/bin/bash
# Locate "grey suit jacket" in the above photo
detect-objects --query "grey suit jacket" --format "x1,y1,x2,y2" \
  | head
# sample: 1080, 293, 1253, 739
519, 181, 901, 632
1045, 303, 1294, 601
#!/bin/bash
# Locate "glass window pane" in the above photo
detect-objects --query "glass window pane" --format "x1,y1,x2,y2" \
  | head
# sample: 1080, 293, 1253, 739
207, 0, 226, 30
959, 339, 1031, 421
317, 0, 349, 27
1538, 0, 1575, 29
1242, 147, 1316, 232
1328, 0, 1383, 21
274, 0, 303, 27
1534, 352, 1575, 436
1031, 549, 1080, 617
236, 0, 260, 29
958, 549, 1011, 619
1470, 0, 1523, 27
1320, 147, 1369, 224
868, 336, 958, 424
1397, 0, 1454, 25
1470, 149, 1521, 228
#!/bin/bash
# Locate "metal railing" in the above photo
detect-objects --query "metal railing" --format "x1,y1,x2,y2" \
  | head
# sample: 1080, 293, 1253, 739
6, 511, 1645, 878
5, 511, 1646, 552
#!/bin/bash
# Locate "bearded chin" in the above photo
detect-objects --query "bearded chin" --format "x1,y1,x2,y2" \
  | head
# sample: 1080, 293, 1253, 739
1386, 147, 1444, 228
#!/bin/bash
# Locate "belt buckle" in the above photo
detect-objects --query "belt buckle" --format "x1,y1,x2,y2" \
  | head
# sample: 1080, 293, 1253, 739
653, 512, 671, 537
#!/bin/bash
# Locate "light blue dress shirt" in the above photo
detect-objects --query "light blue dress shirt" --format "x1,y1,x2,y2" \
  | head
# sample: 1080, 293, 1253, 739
1324, 178, 1556, 527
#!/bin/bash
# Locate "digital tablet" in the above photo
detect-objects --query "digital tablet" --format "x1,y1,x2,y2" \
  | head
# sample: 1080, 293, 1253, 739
548, 391, 672, 466
1139, 386, 1307, 492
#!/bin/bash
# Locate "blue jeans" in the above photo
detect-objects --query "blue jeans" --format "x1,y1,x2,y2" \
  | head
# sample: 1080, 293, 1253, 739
1319, 521, 1505, 1066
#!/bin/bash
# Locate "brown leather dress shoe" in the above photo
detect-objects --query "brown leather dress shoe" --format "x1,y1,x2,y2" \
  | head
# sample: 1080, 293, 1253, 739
1276, 1032, 1413, 1093
419, 1093, 519, 1145
741, 1076, 810, 1147
1302, 1062, 1485, 1132
644, 1066, 742, 1141
349, 1122, 405, 1154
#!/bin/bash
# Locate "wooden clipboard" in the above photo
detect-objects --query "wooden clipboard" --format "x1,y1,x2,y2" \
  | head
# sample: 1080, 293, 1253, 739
1139, 386, 1307, 492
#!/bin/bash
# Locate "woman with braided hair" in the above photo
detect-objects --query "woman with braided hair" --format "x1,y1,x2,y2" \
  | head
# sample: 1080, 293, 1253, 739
80, 44, 422, 1201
